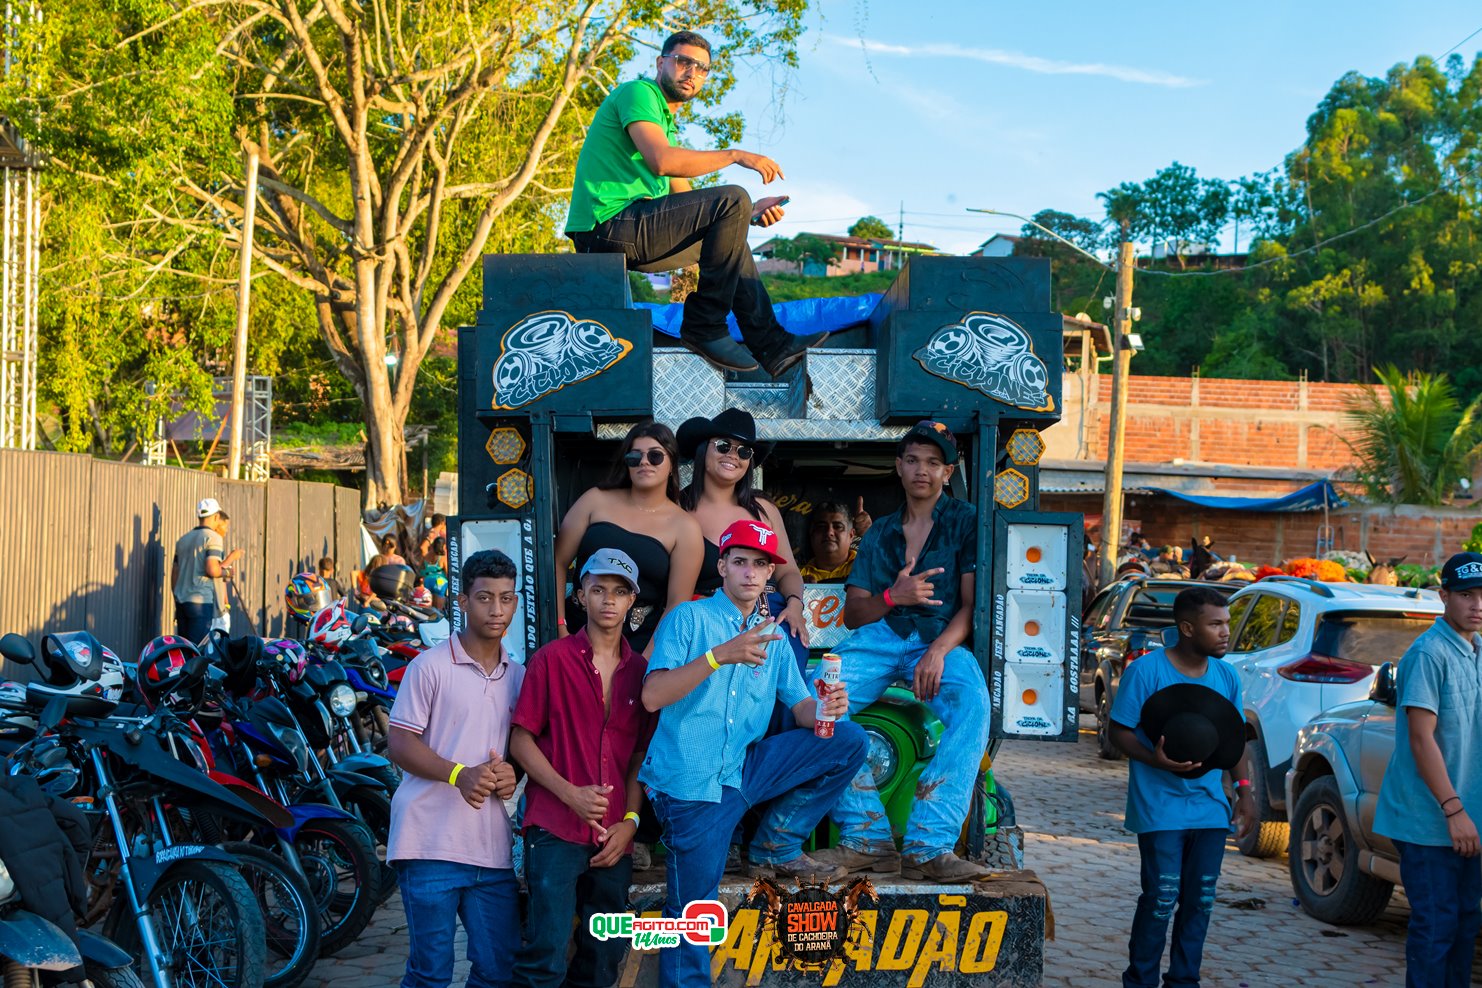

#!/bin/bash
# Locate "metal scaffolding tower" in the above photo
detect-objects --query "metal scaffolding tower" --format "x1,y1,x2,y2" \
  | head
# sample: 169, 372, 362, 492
0, 3, 39, 451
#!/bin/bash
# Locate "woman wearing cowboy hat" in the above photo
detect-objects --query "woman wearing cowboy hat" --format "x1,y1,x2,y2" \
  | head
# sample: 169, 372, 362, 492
675, 408, 809, 642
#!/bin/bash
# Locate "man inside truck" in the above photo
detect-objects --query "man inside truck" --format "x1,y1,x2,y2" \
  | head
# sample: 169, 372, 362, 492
812, 420, 994, 883
564, 30, 828, 378
640, 519, 866, 988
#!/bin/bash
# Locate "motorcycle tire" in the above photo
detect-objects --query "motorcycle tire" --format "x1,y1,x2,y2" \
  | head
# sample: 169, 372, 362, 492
223, 841, 322, 988
340, 785, 398, 904
84, 960, 148, 988
292, 817, 381, 956
107, 857, 267, 988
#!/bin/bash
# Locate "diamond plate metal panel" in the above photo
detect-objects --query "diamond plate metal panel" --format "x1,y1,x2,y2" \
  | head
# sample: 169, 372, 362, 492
653, 349, 724, 424
806, 349, 876, 420
728, 382, 804, 420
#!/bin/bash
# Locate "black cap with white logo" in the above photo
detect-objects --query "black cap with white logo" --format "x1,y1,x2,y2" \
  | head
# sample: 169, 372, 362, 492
1441, 552, 1482, 591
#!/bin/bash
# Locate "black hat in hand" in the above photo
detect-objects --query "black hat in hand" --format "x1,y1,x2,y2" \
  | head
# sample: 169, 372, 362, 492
1140, 684, 1245, 779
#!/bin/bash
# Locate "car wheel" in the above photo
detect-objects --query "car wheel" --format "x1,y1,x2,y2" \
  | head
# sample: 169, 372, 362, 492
1288, 774, 1393, 925
1235, 737, 1288, 858
1096, 686, 1123, 761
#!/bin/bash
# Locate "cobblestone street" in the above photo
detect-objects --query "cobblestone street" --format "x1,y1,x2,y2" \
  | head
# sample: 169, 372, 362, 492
310, 722, 1460, 987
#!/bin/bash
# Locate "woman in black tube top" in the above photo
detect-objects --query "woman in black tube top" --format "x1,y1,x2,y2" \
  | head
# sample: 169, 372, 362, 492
553, 421, 702, 654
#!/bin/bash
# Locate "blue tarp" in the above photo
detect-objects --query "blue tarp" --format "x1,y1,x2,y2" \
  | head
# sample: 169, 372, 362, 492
635, 293, 883, 340
1142, 480, 1344, 513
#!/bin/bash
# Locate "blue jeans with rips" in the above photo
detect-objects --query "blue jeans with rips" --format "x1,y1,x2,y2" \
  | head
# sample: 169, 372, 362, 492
826, 619, 989, 860
649, 723, 868, 988
1124, 828, 1228, 988
511, 826, 633, 988
394, 859, 518, 988
1395, 839, 1482, 988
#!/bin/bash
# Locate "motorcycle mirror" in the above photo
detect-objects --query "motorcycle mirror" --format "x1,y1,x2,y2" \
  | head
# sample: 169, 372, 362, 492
0, 632, 36, 666
351, 612, 371, 635
40, 695, 67, 731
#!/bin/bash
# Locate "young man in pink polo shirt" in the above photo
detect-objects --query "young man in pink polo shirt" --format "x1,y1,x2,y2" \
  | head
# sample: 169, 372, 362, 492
386, 549, 525, 988
509, 548, 654, 988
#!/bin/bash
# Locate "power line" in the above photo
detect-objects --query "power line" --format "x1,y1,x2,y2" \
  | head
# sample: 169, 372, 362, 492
1442, 25, 1482, 58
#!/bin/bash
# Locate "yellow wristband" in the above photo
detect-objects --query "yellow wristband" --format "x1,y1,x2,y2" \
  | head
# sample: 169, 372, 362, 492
705, 649, 720, 670
623, 811, 641, 825
448, 763, 466, 786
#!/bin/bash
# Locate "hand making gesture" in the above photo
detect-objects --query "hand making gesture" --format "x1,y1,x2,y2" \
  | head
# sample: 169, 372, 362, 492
455, 749, 516, 809
711, 621, 784, 668
888, 556, 945, 608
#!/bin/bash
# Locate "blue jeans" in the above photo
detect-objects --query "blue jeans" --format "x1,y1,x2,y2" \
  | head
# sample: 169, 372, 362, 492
827, 620, 989, 859
1395, 840, 1482, 988
395, 859, 519, 988
511, 827, 632, 988
1124, 828, 1227, 988
174, 600, 215, 644
649, 723, 867, 988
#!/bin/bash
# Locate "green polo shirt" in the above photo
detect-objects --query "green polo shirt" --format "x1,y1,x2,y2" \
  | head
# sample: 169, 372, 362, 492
566, 79, 677, 234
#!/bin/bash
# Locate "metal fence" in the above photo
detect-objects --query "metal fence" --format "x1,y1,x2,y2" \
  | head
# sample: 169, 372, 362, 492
0, 449, 363, 673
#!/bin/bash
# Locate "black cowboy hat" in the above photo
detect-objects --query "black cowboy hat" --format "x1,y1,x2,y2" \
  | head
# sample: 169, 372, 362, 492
1139, 683, 1245, 779
676, 408, 774, 462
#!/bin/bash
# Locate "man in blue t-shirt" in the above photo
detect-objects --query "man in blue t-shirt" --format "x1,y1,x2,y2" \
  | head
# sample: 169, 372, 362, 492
1374, 552, 1482, 988
1109, 586, 1256, 988
565, 30, 826, 378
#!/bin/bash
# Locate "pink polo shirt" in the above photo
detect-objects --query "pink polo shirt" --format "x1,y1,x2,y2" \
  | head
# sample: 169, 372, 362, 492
386, 633, 525, 868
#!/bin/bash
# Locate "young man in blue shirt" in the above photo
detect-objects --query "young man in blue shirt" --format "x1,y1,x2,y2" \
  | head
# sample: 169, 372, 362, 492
811, 420, 990, 883
641, 519, 867, 988
564, 30, 826, 378
1374, 552, 1482, 988
1109, 586, 1256, 988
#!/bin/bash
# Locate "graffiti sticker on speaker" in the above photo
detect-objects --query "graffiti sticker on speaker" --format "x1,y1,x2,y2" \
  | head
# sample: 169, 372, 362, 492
913, 312, 1054, 412
491, 310, 633, 410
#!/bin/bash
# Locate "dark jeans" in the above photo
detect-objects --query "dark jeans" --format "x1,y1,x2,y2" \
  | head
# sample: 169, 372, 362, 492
512, 826, 633, 988
173, 600, 215, 644
1124, 828, 1227, 988
570, 186, 791, 357
394, 859, 518, 988
649, 723, 868, 988
1396, 839, 1482, 987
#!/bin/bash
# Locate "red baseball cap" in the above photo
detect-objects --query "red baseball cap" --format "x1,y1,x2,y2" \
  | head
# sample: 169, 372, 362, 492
717, 519, 789, 565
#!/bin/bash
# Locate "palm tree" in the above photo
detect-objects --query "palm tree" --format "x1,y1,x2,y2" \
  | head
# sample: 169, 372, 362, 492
1341, 365, 1482, 505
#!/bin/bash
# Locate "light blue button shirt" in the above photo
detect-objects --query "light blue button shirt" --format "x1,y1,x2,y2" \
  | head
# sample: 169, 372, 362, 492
639, 591, 810, 803
1375, 617, 1482, 847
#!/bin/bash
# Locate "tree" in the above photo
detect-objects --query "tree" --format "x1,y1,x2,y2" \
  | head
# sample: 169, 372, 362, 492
848, 215, 894, 241
12, 0, 808, 502
1098, 162, 1230, 267
1341, 366, 1482, 505
1018, 209, 1104, 255
771, 233, 840, 268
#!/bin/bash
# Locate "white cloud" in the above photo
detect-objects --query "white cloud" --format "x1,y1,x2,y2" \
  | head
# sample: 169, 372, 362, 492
740, 178, 878, 246
829, 34, 1206, 89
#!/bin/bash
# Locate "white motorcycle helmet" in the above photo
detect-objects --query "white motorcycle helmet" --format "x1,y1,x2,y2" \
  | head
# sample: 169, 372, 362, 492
27, 631, 126, 715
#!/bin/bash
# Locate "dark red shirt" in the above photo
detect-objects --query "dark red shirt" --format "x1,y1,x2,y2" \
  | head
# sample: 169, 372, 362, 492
511, 627, 654, 846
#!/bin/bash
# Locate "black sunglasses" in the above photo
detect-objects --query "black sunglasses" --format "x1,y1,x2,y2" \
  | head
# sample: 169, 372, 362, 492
624, 448, 667, 467
712, 438, 754, 461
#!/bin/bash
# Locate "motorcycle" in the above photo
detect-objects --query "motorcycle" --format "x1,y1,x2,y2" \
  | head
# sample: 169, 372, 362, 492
0, 851, 142, 988
1, 632, 269, 988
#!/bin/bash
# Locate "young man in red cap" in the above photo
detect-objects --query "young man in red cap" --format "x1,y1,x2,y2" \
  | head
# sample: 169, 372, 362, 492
640, 519, 867, 988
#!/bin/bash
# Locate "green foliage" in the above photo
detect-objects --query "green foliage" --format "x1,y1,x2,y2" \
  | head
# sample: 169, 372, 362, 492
761, 270, 897, 301
1464, 522, 1482, 555
1341, 365, 1482, 505
848, 215, 895, 240
769, 234, 841, 266
628, 272, 661, 303
1394, 563, 1442, 589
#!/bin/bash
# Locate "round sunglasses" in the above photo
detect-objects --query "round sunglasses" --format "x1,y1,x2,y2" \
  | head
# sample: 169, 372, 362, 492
624, 448, 668, 467
711, 438, 754, 460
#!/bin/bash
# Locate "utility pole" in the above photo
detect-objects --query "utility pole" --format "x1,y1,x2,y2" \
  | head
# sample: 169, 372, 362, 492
1098, 238, 1136, 588
227, 147, 260, 481
897, 200, 904, 270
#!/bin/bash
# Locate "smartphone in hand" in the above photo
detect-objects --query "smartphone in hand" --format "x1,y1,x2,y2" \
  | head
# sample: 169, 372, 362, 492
751, 196, 791, 226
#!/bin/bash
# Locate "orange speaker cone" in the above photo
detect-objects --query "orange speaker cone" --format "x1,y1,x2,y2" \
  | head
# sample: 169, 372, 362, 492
1025, 620, 1041, 636
1026, 546, 1043, 563
1022, 689, 1038, 705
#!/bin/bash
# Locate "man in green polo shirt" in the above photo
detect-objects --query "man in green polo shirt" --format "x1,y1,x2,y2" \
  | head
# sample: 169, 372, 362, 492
566, 30, 827, 378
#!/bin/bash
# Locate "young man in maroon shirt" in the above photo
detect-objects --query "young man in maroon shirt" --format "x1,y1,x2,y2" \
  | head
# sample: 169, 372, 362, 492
509, 548, 653, 988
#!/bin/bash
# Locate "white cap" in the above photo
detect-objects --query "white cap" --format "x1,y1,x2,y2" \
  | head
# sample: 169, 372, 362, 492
197, 497, 222, 518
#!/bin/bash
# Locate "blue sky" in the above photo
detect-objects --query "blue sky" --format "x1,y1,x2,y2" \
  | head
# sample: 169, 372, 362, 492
672, 1, 1482, 255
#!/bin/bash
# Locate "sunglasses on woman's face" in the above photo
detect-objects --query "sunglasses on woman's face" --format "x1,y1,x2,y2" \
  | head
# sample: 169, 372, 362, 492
712, 438, 754, 461
624, 448, 668, 467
